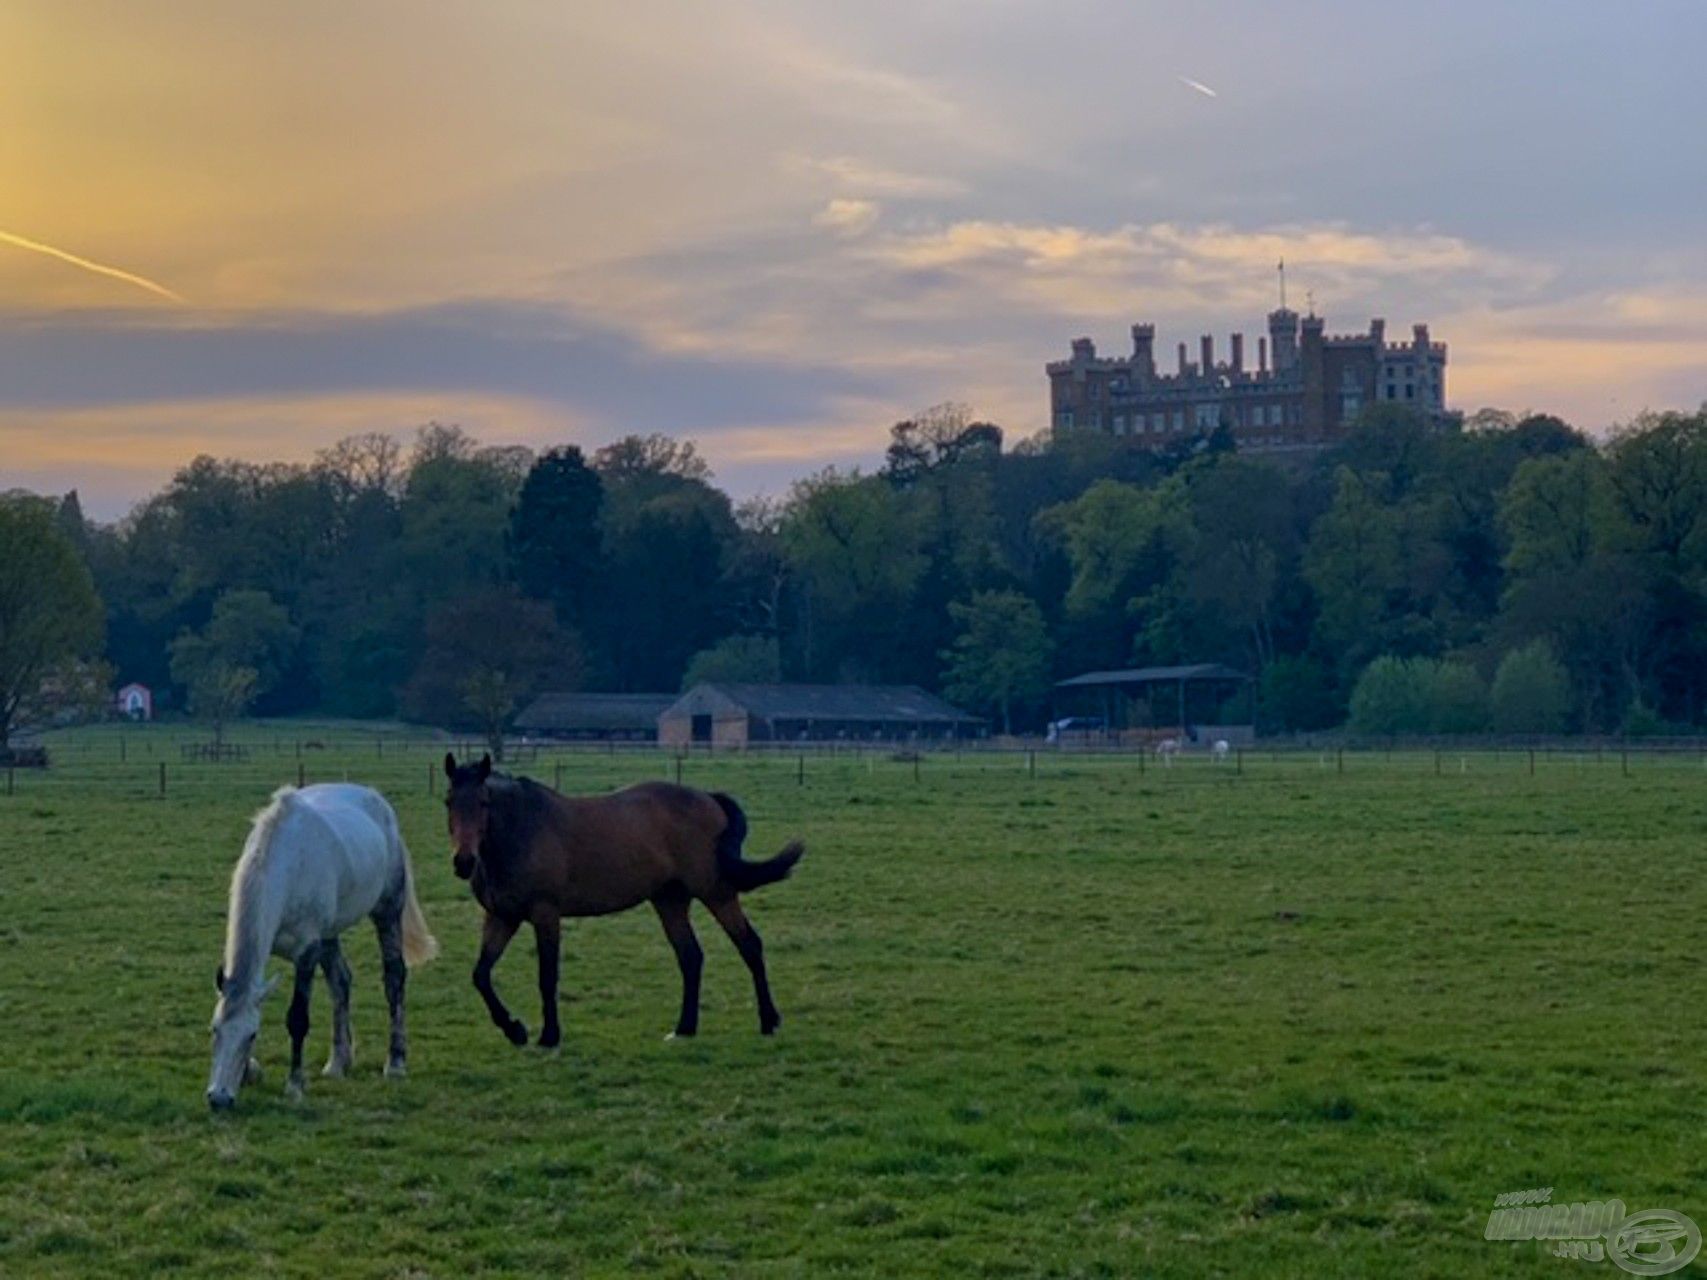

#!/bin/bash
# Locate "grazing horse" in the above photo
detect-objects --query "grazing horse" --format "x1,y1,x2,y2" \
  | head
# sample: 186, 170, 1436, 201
207, 784, 437, 1110
442, 753, 804, 1046
1211, 738, 1231, 762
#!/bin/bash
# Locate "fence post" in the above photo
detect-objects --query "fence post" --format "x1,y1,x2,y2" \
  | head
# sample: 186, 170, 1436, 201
1529, 748, 1535, 776
1337, 749, 1344, 775
1435, 749, 1441, 776
159, 761, 166, 797
797, 754, 804, 786
298, 762, 306, 788
554, 762, 563, 792
1236, 748, 1243, 775
1028, 750, 1035, 779
6, 766, 13, 796
674, 754, 683, 785
120, 737, 126, 763
1622, 748, 1629, 777
914, 754, 921, 783
428, 762, 435, 795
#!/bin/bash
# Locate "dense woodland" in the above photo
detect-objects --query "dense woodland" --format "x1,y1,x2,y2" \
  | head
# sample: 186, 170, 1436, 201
7, 401, 1707, 745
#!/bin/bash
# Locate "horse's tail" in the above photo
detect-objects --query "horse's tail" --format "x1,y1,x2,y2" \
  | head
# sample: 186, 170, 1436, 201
390, 814, 439, 968
711, 792, 803, 893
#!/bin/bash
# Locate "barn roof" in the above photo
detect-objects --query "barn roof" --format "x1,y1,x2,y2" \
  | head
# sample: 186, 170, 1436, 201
666, 683, 980, 723
515, 692, 676, 732
1056, 664, 1251, 689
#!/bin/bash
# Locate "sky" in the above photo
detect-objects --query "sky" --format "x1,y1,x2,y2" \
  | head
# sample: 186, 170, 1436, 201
2, 0, 1704, 518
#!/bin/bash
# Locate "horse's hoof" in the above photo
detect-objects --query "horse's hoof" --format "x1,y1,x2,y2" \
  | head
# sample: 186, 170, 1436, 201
665, 1029, 696, 1042
284, 1078, 305, 1102
243, 1057, 263, 1086
505, 1020, 529, 1047
383, 1060, 407, 1080
322, 1059, 350, 1079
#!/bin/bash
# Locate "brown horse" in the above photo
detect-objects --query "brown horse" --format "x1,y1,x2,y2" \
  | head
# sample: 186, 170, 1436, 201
442, 753, 803, 1046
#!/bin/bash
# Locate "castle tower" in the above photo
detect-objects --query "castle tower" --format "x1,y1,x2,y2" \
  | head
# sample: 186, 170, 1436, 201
1267, 308, 1299, 373
1300, 313, 1326, 434
1130, 323, 1156, 381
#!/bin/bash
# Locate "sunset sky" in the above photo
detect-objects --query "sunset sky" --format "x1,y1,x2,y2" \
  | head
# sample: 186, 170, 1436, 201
3, 0, 1703, 517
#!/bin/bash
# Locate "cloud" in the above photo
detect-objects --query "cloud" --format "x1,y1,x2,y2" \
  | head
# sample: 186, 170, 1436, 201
783, 154, 967, 199
813, 199, 882, 237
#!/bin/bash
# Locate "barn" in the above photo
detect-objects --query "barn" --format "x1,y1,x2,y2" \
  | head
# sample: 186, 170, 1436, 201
658, 683, 982, 747
514, 692, 676, 742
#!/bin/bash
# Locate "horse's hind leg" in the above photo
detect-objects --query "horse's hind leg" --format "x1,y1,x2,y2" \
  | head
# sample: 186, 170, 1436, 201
707, 897, 781, 1035
374, 912, 409, 1078
286, 944, 321, 1099
531, 910, 563, 1051
318, 939, 355, 1077
652, 890, 703, 1039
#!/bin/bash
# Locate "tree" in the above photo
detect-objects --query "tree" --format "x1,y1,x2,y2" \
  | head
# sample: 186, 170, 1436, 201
1491, 640, 1572, 734
682, 635, 781, 689
941, 591, 1053, 734
0, 495, 106, 750
169, 589, 298, 743
1347, 656, 1431, 736
593, 435, 711, 486
400, 587, 583, 759
1258, 655, 1339, 733
510, 446, 606, 626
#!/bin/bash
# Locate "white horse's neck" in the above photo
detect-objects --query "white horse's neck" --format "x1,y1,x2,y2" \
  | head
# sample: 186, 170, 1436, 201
221, 791, 301, 1006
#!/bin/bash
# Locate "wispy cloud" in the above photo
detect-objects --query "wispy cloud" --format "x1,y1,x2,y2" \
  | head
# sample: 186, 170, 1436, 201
813, 198, 882, 236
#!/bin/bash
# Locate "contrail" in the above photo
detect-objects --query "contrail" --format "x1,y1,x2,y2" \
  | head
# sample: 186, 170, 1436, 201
0, 227, 185, 303
1178, 76, 1218, 99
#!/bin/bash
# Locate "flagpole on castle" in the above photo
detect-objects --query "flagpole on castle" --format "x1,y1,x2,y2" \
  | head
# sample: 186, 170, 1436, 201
1278, 258, 1287, 310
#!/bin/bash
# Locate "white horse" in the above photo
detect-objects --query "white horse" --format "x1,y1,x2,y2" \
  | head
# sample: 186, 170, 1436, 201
1212, 739, 1231, 763
1156, 738, 1180, 765
208, 784, 437, 1110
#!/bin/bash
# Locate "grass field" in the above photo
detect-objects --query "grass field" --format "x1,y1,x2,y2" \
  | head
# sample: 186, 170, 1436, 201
2, 726, 1704, 1277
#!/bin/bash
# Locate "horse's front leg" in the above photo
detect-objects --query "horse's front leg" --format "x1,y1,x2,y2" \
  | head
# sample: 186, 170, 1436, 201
472, 913, 527, 1047
318, 938, 354, 1077
533, 910, 562, 1050
285, 944, 321, 1099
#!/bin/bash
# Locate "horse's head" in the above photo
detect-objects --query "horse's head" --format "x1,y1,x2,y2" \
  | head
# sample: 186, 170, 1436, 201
206, 966, 276, 1111
443, 752, 494, 879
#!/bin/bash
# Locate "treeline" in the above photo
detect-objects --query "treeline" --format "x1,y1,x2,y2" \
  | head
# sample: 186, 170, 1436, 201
12, 401, 1707, 741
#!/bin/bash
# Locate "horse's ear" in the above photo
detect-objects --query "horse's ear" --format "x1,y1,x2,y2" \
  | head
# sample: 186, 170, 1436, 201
443, 752, 457, 780
476, 755, 492, 782
215, 966, 225, 993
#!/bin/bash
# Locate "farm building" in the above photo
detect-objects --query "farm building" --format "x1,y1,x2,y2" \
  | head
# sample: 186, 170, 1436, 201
115, 682, 153, 721
659, 683, 982, 747
514, 692, 675, 742
1053, 664, 1255, 745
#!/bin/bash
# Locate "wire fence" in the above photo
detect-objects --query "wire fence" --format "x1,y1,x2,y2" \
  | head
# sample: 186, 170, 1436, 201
7, 725, 1707, 803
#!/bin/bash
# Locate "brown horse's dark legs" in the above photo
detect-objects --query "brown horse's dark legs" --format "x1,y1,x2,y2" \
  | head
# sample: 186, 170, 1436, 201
652, 894, 703, 1037
708, 899, 781, 1035
473, 913, 528, 1047
532, 913, 562, 1049
286, 945, 321, 1096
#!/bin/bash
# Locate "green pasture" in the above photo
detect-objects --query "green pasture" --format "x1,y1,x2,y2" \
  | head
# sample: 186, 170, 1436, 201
1, 724, 1704, 1277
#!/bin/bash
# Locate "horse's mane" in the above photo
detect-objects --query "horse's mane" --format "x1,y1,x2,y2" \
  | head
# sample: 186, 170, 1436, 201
221, 786, 298, 999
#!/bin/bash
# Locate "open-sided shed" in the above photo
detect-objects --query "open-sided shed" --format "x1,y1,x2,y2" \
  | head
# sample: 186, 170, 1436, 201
1054, 663, 1255, 744
659, 683, 982, 747
514, 692, 676, 742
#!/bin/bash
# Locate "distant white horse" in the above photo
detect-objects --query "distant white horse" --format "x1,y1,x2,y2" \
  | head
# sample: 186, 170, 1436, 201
207, 784, 437, 1110
1156, 738, 1180, 765
1212, 739, 1231, 763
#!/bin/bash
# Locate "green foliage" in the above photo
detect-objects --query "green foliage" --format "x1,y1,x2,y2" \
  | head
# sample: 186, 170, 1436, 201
0, 494, 106, 746
510, 446, 605, 628
940, 590, 1053, 734
1258, 655, 1340, 733
681, 634, 781, 690
1490, 640, 1572, 734
1348, 655, 1488, 735
399, 586, 583, 748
